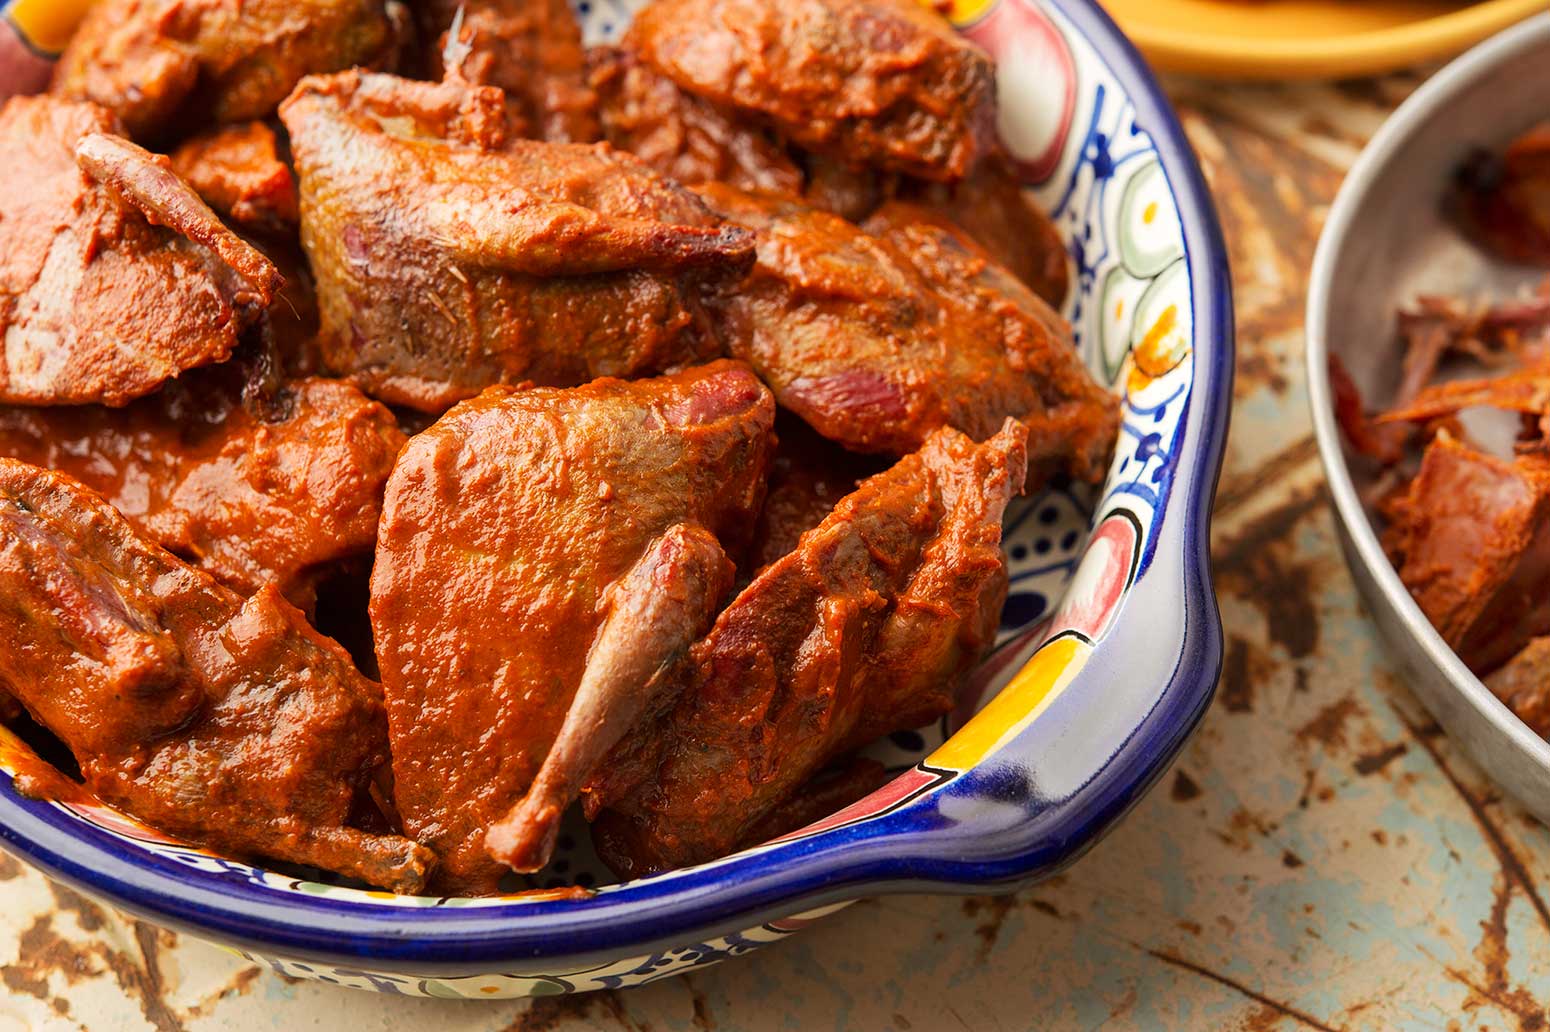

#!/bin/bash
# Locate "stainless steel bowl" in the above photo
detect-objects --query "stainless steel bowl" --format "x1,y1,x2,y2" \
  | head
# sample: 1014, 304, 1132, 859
1307, 12, 1550, 822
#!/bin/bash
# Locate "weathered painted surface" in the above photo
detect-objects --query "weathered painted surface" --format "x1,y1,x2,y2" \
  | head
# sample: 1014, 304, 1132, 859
7, 70, 1550, 1031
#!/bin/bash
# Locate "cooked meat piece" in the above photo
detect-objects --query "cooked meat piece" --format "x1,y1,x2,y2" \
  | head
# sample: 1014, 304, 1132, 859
0, 686, 20, 726
0, 459, 433, 892
0, 98, 280, 407
626, 0, 996, 181
1393, 293, 1550, 407
880, 156, 1070, 308
52, 0, 402, 141
0, 372, 404, 615
1457, 123, 1550, 267
588, 45, 802, 195
747, 415, 885, 572
737, 756, 890, 845
799, 151, 892, 223
585, 421, 1026, 878
1383, 432, 1550, 673
1486, 637, 1550, 738
281, 70, 755, 413
371, 361, 775, 892
421, 0, 599, 142
697, 183, 1116, 484
1380, 360, 1550, 430
170, 122, 299, 232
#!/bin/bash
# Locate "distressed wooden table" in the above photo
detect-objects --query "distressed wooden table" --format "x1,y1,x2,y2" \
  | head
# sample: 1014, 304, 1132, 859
7, 69, 1548, 1032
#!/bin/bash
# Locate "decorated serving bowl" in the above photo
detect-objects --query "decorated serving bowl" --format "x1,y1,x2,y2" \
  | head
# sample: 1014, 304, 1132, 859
0, 0, 1232, 997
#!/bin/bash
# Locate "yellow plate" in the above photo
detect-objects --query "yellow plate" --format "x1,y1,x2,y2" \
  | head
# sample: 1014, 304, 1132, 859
1102, 0, 1548, 79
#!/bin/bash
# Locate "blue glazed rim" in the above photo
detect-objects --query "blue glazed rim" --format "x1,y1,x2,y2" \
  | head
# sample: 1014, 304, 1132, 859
0, 0, 1232, 974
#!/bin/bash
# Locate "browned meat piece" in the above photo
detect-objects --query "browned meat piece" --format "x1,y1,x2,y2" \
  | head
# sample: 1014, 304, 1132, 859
52, 0, 402, 141
1383, 432, 1550, 674
1486, 637, 1550, 738
588, 45, 802, 195
584, 422, 1026, 878
1380, 360, 1550, 430
748, 415, 885, 572
697, 183, 1116, 484
800, 151, 893, 223
1393, 293, 1550, 407
738, 756, 890, 844
281, 71, 755, 413
0, 459, 433, 892
371, 361, 775, 892
0, 371, 405, 615
421, 0, 599, 142
0, 97, 280, 407
1457, 123, 1550, 267
881, 156, 1070, 308
626, 0, 996, 181
170, 122, 299, 232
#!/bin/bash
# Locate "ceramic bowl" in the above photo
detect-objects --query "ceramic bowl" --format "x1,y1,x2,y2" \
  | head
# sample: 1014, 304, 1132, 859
1307, 15, 1550, 829
0, 0, 1232, 997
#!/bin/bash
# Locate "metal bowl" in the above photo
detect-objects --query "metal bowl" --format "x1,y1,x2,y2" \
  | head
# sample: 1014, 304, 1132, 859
1307, 12, 1550, 824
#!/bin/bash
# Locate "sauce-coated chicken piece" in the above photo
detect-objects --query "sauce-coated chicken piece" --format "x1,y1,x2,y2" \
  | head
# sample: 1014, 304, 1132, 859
696, 183, 1116, 485
281, 70, 755, 413
169, 122, 299, 233
876, 155, 1072, 308
588, 46, 803, 195
52, 0, 402, 141
0, 459, 433, 892
0, 97, 280, 407
0, 371, 405, 615
1383, 432, 1550, 674
371, 361, 775, 892
420, 0, 599, 142
584, 421, 1027, 878
625, 0, 996, 181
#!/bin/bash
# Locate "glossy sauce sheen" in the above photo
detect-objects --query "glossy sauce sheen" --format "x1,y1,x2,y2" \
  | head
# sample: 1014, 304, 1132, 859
370, 361, 776, 893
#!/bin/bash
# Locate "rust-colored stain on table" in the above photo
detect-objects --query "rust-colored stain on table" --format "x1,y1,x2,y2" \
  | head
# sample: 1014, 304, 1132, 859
5, 72, 1550, 1032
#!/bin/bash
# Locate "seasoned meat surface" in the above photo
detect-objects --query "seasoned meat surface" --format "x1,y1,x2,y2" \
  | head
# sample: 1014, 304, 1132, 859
371, 361, 775, 893
0, 97, 279, 407
0, 459, 432, 892
696, 183, 1116, 484
625, 0, 997, 181
53, 0, 401, 140
281, 70, 754, 412
0, 372, 405, 615
585, 422, 1027, 878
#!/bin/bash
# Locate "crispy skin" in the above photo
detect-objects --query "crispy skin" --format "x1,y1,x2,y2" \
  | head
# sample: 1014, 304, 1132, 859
52, 0, 400, 141
1487, 637, 1550, 738
589, 46, 802, 195
0, 372, 405, 615
698, 183, 1117, 483
880, 156, 1071, 308
1383, 432, 1550, 674
0, 460, 433, 892
170, 122, 299, 232
0, 97, 279, 407
422, 0, 599, 142
281, 71, 755, 413
626, 0, 996, 181
371, 361, 775, 893
585, 422, 1027, 878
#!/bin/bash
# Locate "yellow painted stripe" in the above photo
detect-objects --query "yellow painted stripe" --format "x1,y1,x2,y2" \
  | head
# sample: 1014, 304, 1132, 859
8, 0, 93, 55
928, 635, 1090, 770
